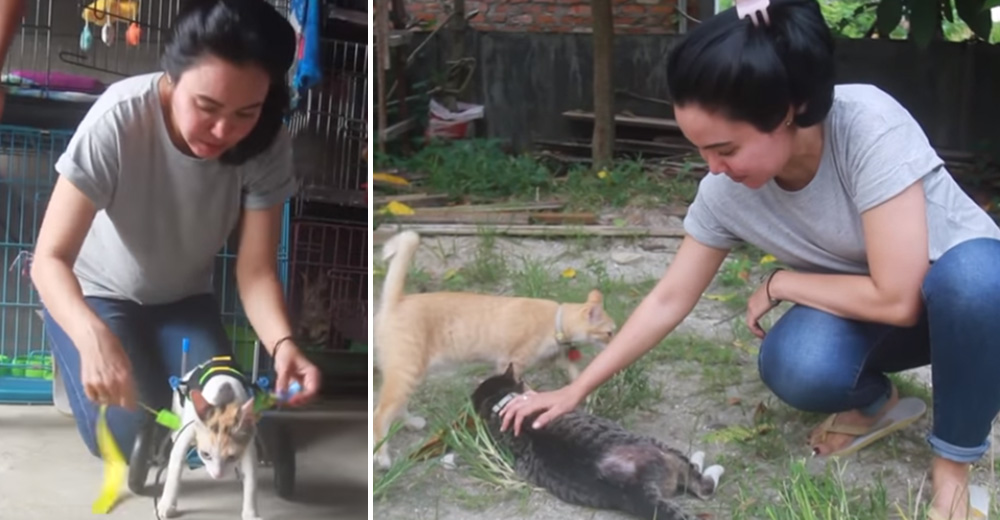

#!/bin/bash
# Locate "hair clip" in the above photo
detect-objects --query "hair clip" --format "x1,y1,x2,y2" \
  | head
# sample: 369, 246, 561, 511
736, 0, 771, 27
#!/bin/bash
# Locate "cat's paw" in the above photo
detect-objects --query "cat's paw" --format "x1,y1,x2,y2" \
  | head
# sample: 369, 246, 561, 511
375, 447, 393, 470
241, 511, 263, 520
404, 415, 427, 431
703, 464, 725, 488
690, 451, 705, 472
156, 503, 178, 518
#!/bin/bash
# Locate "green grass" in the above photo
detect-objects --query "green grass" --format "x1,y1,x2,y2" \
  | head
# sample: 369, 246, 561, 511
372, 229, 956, 520
373, 138, 703, 210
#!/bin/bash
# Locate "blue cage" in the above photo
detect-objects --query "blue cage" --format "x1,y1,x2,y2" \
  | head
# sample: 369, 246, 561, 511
0, 124, 291, 404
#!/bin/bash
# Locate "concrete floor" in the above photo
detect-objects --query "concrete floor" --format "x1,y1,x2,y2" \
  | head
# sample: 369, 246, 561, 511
0, 399, 369, 520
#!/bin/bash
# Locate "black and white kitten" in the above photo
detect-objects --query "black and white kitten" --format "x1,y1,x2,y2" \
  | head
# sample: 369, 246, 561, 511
471, 365, 725, 520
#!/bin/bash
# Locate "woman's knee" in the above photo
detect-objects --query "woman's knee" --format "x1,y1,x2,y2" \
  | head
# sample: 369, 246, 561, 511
758, 305, 873, 413
923, 238, 1000, 311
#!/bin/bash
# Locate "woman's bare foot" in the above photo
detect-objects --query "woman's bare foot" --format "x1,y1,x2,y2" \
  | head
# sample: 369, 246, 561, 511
929, 458, 972, 520
808, 385, 899, 456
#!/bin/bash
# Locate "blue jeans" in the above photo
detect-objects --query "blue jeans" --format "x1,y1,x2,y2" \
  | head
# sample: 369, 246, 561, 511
44, 293, 231, 460
758, 237, 1000, 463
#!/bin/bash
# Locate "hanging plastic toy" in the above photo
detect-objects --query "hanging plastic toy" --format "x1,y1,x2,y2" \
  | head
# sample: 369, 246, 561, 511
125, 21, 141, 46
101, 19, 115, 46
79, 22, 93, 51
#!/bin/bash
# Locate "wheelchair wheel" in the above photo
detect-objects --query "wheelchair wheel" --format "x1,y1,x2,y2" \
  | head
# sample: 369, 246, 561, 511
127, 416, 156, 495
259, 419, 296, 500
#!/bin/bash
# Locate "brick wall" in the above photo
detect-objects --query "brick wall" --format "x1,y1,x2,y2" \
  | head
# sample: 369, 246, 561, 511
405, 0, 700, 33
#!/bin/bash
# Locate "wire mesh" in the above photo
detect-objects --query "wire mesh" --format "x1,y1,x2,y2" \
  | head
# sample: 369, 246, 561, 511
0, 126, 71, 403
0, 124, 292, 402
3, 0, 291, 90
287, 219, 366, 354
288, 38, 368, 206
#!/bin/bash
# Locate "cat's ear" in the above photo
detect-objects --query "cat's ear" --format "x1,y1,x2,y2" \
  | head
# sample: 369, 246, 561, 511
502, 363, 515, 380
586, 289, 603, 304
237, 397, 260, 431
189, 389, 213, 423
587, 302, 605, 324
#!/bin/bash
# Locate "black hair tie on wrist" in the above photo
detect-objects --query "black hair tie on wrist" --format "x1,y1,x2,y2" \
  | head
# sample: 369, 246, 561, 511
272, 335, 295, 359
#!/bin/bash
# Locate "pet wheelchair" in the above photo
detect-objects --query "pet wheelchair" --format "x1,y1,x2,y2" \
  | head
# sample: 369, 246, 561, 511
126, 338, 297, 500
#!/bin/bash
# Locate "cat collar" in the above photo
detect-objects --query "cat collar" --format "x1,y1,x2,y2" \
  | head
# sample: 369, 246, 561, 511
491, 392, 519, 415
554, 305, 571, 345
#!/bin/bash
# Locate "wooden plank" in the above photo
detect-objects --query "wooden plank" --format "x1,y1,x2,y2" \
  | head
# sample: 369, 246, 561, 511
327, 5, 368, 25
417, 201, 566, 213
372, 193, 451, 207
385, 213, 531, 225
562, 110, 682, 131
380, 117, 417, 142
376, 223, 688, 238
528, 212, 598, 225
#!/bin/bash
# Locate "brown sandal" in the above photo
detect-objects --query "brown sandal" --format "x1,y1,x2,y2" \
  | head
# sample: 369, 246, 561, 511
809, 397, 927, 458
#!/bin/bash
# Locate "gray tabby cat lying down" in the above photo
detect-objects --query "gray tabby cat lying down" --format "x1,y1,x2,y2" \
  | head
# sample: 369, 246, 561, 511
472, 365, 725, 520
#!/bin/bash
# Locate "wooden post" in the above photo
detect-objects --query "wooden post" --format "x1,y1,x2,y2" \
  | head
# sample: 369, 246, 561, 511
442, 0, 468, 112
375, 0, 390, 153
590, 0, 614, 170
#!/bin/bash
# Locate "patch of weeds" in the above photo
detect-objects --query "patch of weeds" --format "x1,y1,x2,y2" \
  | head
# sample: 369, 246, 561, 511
562, 158, 700, 209
372, 422, 419, 500
889, 373, 933, 404
651, 335, 746, 391
462, 230, 509, 287
511, 257, 558, 298
385, 138, 554, 200
406, 266, 436, 293
442, 400, 528, 490
731, 458, 898, 520
585, 353, 662, 425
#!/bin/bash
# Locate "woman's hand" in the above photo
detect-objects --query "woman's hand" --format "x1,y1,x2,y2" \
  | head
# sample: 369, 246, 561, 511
273, 341, 321, 406
498, 385, 584, 436
79, 328, 137, 410
746, 270, 782, 339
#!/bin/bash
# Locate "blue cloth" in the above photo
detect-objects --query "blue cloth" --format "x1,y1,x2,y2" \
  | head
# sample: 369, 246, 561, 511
290, 0, 322, 96
757, 237, 1000, 463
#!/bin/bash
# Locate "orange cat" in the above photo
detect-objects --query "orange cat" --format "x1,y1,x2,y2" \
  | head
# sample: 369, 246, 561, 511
373, 230, 618, 468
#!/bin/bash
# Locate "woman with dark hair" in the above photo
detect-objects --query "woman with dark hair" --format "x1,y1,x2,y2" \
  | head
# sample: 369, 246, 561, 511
499, 1, 1000, 517
29, 0, 321, 461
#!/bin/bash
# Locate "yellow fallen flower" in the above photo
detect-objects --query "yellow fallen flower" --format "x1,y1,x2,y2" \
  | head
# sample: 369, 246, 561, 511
372, 172, 411, 186
378, 200, 415, 216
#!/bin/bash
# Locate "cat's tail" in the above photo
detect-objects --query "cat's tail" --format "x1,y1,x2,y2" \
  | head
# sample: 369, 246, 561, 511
378, 230, 420, 317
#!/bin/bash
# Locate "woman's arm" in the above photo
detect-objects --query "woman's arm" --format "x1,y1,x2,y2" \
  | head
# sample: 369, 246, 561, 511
235, 203, 321, 401
566, 236, 731, 401
30, 177, 109, 349
502, 235, 730, 435
234, 204, 295, 353
768, 180, 929, 327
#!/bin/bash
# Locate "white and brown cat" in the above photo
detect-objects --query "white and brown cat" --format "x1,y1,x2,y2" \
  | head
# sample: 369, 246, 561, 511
373, 230, 618, 468
156, 370, 261, 520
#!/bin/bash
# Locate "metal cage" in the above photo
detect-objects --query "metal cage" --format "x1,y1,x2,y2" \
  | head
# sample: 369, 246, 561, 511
0, 124, 291, 403
288, 38, 368, 208
286, 219, 366, 353
0, 126, 71, 403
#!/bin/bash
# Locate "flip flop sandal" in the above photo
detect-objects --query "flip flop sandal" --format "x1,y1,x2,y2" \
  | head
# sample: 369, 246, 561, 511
812, 396, 927, 458
927, 485, 990, 519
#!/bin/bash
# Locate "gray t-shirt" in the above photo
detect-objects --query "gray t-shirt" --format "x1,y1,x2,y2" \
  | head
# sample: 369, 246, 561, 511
55, 72, 297, 305
683, 83, 1000, 275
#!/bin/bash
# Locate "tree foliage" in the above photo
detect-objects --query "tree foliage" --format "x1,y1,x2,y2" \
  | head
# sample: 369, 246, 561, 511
717, 0, 998, 46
